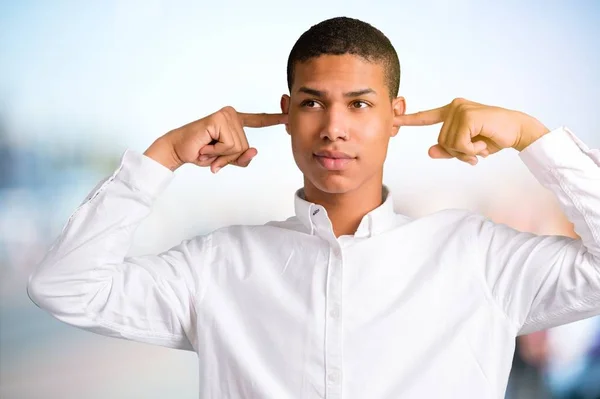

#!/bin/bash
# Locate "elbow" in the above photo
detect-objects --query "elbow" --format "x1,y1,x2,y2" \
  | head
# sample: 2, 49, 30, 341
26, 265, 66, 311
26, 262, 112, 318
27, 269, 48, 309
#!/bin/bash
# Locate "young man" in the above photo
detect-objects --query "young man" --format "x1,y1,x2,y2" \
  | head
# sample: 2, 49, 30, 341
27, 16, 600, 398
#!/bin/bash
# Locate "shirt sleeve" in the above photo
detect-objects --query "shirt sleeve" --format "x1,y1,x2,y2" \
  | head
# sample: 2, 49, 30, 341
473, 126, 600, 335
27, 150, 208, 351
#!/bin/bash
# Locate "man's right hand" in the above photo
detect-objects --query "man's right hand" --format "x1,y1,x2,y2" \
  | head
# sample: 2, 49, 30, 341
143, 106, 288, 172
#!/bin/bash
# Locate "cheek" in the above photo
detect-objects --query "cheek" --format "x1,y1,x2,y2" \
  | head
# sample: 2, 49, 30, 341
289, 128, 313, 168
356, 119, 390, 152
289, 116, 318, 149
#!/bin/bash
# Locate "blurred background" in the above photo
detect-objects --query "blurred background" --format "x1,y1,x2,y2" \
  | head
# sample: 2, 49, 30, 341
1, 1, 599, 398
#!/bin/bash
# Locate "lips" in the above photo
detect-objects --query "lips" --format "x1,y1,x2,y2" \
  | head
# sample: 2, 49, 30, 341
313, 150, 356, 171
314, 150, 354, 159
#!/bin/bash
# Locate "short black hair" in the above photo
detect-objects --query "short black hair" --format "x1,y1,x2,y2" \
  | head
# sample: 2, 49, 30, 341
286, 17, 401, 99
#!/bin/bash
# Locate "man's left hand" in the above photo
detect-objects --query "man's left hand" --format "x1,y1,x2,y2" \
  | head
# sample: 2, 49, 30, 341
395, 98, 550, 165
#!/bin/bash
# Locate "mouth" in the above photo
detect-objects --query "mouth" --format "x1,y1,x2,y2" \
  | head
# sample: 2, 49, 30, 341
313, 150, 356, 171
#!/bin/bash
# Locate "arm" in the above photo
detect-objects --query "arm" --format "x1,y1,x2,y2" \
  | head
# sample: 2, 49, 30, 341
27, 148, 206, 350
475, 126, 600, 335
396, 98, 600, 335
27, 106, 287, 350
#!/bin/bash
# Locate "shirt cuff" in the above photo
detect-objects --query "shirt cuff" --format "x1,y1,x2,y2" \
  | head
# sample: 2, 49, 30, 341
519, 126, 598, 180
115, 149, 175, 198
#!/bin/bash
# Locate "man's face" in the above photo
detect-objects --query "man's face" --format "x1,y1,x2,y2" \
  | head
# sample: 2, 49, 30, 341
281, 54, 405, 195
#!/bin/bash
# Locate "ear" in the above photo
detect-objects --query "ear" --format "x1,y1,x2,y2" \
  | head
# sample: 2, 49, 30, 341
280, 94, 291, 135
391, 96, 406, 137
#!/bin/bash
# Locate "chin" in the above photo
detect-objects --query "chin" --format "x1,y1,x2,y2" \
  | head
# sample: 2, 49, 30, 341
306, 173, 360, 195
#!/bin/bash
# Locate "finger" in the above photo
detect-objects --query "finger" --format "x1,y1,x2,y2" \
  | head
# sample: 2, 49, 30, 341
238, 112, 288, 128
444, 114, 479, 156
439, 142, 474, 162
394, 104, 449, 126
445, 147, 465, 160
211, 153, 239, 173
447, 131, 478, 156
234, 147, 258, 168
200, 137, 237, 156
443, 142, 484, 164
472, 135, 501, 156
196, 155, 218, 167
212, 147, 258, 172
210, 147, 257, 173
200, 145, 218, 156
428, 144, 453, 159
432, 142, 463, 160
229, 113, 251, 156
438, 111, 455, 154
223, 109, 243, 155
429, 144, 477, 165
456, 153, 478, 166
472, 140, 488, 154
200, 121, 239, 156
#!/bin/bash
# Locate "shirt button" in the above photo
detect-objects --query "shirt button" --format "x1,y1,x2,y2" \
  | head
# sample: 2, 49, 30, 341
333, 248, 341, 257
328, 370, 341, 383
329, 306, 340, 319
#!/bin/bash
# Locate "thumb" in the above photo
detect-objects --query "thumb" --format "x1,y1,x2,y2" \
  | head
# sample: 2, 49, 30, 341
428, 144, 453, 159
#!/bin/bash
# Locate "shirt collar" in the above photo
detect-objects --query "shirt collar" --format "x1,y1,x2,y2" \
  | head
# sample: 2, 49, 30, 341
293, 185, 396, 239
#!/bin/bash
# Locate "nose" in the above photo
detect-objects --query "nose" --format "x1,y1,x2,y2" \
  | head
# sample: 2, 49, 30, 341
320, 105, 349, 141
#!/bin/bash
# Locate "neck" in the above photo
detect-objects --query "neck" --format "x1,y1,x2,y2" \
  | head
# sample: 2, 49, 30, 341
303, 177, 384, 238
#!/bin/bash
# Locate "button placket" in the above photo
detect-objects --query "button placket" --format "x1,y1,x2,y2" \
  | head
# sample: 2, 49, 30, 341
328, 369, 341, 383
329, 305, 340, 320
325, 245, 344, 398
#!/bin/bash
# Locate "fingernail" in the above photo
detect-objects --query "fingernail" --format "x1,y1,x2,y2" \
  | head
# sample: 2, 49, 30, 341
213, 166, 221, 174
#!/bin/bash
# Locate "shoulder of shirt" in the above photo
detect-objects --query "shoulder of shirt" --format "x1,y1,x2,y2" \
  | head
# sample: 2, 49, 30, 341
401, 207, 482, 224
196, 217, 308, 240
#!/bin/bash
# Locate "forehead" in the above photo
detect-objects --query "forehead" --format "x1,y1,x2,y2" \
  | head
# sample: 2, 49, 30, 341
292, 54, 387, 94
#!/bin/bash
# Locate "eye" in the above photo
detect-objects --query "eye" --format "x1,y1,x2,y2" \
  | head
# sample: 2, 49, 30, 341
350, 100, 370, 109
300, 100, 322, 108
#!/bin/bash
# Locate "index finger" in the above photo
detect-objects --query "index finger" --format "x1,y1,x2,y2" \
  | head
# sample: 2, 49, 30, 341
238, 112, 288, 128
394, 104, 449, 127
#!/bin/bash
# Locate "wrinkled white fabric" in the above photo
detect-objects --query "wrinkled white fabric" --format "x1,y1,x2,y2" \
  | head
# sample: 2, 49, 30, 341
28, 126, 600, 398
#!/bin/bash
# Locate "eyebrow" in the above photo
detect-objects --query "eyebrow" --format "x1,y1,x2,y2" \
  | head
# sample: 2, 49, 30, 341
298, 86, 376, 97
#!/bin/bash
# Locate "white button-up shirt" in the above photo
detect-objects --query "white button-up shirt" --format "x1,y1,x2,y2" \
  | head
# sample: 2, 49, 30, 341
27, 126, 600, 398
